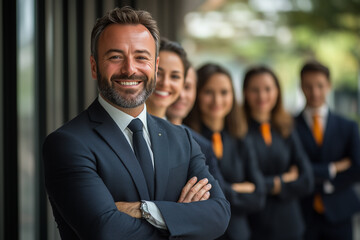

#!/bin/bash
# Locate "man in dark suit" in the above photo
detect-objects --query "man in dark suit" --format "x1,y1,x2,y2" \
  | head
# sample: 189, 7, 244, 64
295, 60, 360, 240
43, 7, 230, 240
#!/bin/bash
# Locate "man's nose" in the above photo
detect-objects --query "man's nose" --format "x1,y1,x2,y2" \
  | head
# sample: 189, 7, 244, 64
121, 58, 136, 76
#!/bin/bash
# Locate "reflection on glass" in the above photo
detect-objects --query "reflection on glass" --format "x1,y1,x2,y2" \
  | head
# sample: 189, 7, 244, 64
17, 0, 35, 239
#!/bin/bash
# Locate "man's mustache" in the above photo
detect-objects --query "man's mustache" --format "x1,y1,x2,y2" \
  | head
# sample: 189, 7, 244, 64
111, 74, 147, 81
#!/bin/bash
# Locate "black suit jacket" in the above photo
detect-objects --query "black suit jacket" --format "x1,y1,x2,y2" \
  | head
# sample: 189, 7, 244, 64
43, 100, 230, 240
201, 126, 266, 240
247, 119, 314, 240
295, 111, 360, 223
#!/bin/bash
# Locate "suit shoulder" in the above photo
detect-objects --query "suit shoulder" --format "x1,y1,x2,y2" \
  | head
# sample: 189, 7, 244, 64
148, 115, 189, 134
45, 110, 91, 142
330, 112, 357, 125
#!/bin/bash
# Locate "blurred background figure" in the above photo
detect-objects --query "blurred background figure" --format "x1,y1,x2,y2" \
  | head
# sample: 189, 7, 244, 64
184, 63, 265, 240
166, 66, 197, 125
146, 38, 188, 119
147, 38, 224, 192
240, 66, 314, 240
295, 60, 360, 240
166, 65, 224, 184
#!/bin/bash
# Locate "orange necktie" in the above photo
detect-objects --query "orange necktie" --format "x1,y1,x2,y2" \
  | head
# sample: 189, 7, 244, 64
212, 132, 223, 159
312, 114, 323, 145
312, 114, 325, 213
260, 123, 272, 146
313, 193, 325, 214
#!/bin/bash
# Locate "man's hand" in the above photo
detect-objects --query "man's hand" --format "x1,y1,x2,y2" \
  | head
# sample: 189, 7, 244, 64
231, 182, 255, 193
115, 201, 141, 218
282, 165, 299, 183
333, 158, 352, 174
271, 176, 282, 195
178, 177, 212, 203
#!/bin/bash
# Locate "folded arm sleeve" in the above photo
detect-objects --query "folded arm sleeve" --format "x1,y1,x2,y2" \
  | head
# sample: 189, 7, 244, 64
223, 141, 265, 214
278, 131, 314, 200
154, 128, 231, 240
331, 122, 360, 191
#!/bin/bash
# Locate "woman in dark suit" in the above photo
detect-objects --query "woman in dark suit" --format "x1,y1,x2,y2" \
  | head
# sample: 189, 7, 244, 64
241, 66, 314, 240
184, 63, 265, 240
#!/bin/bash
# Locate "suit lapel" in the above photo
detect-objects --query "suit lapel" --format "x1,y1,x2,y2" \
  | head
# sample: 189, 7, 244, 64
87, 100, 151, 200
147, 114, 169, 200
221, 132, 231, 162
297, 113, 319, 151
321, 112, 335, 157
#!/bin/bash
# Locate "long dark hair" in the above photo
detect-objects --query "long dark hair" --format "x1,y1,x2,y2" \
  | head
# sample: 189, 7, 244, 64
241, 65, 293, 138
184, 63, 242, 138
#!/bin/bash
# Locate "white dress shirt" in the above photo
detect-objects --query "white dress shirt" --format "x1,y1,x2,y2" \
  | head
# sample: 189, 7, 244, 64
303, 104, 328, 132
98, 95, 167, 229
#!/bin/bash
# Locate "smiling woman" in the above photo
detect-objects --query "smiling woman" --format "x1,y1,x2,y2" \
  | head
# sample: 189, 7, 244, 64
146, 38, 189, 118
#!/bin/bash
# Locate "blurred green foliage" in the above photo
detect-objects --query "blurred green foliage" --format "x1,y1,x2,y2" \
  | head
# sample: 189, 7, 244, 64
183, 0, 360, 114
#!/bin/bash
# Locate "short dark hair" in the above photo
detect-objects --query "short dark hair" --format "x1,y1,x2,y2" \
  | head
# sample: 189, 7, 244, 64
160, 38, 190, 79
91, 6, 160, 62
300, 60, 330, 82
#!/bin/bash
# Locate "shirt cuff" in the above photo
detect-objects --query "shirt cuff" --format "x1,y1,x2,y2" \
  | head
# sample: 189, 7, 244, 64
328, 163, 337, 179
323, 180, 335, 194
143, 201, 167, 230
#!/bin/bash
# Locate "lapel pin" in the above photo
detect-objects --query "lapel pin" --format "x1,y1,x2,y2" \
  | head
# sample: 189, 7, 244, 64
158, 133, 162, 136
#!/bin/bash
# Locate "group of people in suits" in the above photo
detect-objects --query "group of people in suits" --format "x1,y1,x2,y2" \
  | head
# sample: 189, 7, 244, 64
42, 6, 360, 240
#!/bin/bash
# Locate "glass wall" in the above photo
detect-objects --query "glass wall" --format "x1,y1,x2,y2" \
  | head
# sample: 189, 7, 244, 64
17, 0, 36, 239
0, 0, 4, 238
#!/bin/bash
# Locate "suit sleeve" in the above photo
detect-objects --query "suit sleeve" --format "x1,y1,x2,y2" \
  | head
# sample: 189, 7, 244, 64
330, 121, 360, 191
222, 139, 266, 214
278, 131, 314, 200
43, 131, 168, 240
154, 128, 231, 240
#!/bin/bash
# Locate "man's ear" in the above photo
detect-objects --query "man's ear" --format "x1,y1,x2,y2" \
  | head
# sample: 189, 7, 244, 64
90, 55, 97, 80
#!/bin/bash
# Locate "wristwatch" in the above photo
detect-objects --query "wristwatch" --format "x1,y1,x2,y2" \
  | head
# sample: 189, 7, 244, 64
140, 200, 151, 219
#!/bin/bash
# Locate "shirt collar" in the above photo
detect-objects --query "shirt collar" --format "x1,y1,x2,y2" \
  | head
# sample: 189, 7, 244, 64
304, 104, 329, 118
98, 94, 148, 132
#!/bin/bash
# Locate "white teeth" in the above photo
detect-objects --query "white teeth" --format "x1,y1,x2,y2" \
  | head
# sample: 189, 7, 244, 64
119, 81, 139, 86
155, 90, 170, 96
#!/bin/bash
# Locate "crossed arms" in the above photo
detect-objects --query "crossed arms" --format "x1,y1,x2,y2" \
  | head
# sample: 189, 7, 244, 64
43, 129, 230, 240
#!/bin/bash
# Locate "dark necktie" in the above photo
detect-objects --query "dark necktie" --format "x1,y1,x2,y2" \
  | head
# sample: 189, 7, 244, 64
128, 118, 154, 199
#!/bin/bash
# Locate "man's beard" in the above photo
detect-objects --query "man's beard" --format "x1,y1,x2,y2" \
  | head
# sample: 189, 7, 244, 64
98, 72, 155, 108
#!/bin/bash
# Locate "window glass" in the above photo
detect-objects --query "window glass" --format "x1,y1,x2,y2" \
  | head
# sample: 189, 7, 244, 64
17, 0, 35, 239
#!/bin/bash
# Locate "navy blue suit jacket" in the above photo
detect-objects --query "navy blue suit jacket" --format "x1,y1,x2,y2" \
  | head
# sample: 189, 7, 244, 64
247, 120, 314, 240
201, 126, 266, 240
295, 111, 360, 223
43, 100, 230, 240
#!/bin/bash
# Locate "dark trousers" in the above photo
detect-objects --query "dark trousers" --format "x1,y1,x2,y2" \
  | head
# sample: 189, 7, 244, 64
304, 211, 352, 240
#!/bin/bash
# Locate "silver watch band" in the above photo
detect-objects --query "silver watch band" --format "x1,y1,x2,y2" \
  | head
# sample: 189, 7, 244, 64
140, 200, 151, 219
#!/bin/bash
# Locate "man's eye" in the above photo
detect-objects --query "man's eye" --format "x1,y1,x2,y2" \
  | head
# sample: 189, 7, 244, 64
137, 56, 148, 60
109, 56, 121, 60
